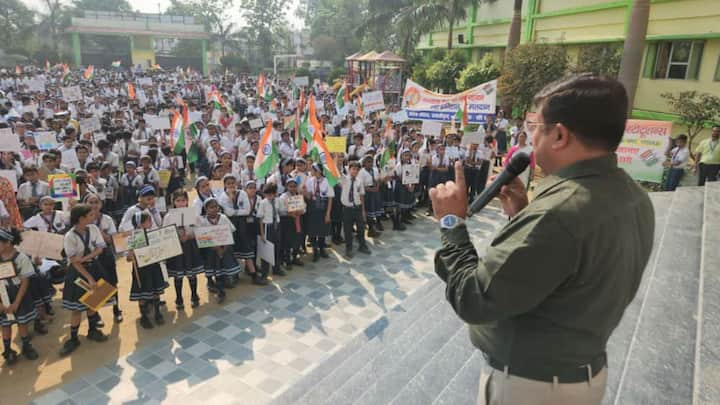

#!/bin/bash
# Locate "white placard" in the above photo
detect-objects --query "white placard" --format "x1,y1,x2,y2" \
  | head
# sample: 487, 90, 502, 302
362, 91, 385, 113
35, 131, 57, 151
352, 122, 365, 134
421, 121, 443, 137
461, 131, 485, 146
0, 281, 15, 321
249, 118, 264, 129
0, 128, 21, 152
138, 77, 153, 86
80, 116, 101, 134
261, 112, 278, 123
257, 236, 275, 266
0, 170, 18, 191
164, 207, 197, 227
145, 115, 171, 130
61, 149, 81, 170
294, 76, 309, 87
194, 224, 234, 248
391, 110, 409, 123
134, 225, 184, 267
27, 79, 46, 92
189, 111, 203, 124
402, 164, 420, 185
61, 86, 83, 102
287, 195, 306, 212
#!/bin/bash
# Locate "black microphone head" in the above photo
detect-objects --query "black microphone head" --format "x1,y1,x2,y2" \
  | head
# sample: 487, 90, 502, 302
506, 152, 531, 175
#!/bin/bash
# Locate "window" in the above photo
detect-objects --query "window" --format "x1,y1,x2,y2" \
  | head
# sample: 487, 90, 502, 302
715, 55, 720, 81
644, 40, 704, 80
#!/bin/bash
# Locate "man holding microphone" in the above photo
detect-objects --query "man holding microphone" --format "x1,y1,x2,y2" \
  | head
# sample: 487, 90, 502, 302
430, 75, 655, 404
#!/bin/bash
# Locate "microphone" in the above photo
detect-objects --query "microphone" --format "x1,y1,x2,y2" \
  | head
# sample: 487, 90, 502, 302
467, 152, 530, 217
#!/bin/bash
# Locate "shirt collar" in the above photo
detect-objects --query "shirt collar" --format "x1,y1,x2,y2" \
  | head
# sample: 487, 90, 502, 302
535, 153, 618, 198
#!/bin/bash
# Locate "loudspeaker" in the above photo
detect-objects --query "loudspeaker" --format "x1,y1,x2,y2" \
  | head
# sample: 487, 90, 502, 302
458, 34, 465, 44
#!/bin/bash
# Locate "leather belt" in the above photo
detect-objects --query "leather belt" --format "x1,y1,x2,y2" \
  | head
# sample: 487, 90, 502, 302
485, 352, 607, 384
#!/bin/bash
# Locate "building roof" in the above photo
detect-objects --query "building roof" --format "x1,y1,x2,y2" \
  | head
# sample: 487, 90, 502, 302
345, 52, 364, 61
356, 51, 379, 61
374, 51, 406, 63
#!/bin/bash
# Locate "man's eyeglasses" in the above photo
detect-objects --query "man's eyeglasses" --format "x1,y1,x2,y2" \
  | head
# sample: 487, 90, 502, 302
524, 121, 557, 133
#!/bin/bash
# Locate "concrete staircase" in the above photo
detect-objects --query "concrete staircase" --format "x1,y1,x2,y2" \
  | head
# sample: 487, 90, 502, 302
272, 183, 720, 405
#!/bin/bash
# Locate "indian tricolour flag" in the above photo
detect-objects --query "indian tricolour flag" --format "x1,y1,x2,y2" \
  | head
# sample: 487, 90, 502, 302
312, 128, 340, 186
256, 73, 266, 98
455, 96, 468, 130
255, 121, 279, 179
127, 83, 136, 100
335, 83, 348, 113
62, 64, 71, 83
83, 65, 94, 80
111, 60, 121, 68
170, 111, 186, 154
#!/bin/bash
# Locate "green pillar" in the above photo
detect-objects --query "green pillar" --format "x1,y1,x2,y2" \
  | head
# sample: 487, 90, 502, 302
465, 3, 477, 46
201, 39, 208, 77
524, 0, 539, 43
129, 35, 135, 67
72, 32, 82, 67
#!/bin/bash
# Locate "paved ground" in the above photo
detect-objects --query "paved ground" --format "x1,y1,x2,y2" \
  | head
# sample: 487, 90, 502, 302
8, 207, 505, 405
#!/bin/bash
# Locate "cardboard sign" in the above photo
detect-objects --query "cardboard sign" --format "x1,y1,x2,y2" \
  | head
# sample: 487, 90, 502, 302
362, 91, 385, 113
194, 224, 234, 248
326, 136, 347, 153
352, 122, 365, 134
158, 169, 172, 188
402, 163, 420, 185
138, 77, 153, 86
287, 195, 305, 213
80, 117, 101, 134
257, 236, 275, 266
18, 230, 65, 260
294, 76, 309, 87
0, 128, 21, 152
61, 86, 83, 102
35, 131, 57, 151
48, 173, 79, 199
133, 225, 183, 267
0, 262, 15, 280
0, 170, 17, 191
391, 110, 409, 123
78, 278, 117, 312
420, 121, 443, 137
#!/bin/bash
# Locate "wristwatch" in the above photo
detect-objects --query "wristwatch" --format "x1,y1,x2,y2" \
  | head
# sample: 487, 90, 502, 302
440, 214, 465, 230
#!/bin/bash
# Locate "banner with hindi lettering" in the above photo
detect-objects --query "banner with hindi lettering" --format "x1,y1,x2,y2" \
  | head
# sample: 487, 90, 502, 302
401, 79, 497, 124
616, 119, 672, 183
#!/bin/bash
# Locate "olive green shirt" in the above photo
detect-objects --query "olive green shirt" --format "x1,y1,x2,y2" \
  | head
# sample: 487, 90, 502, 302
697, 138, 720, 164
435, 154, 654, 372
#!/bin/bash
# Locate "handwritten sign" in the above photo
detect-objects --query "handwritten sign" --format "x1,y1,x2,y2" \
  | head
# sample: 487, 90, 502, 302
145, 115, 171, 130
61, 149, 81, 170
18, 230, 65, 260
79, 116, 101, 134
294, 76, 309, 87
326, 136, 347, 153
164, 207, 197, 227
0, 128, 21, 152
249, 118, 264, 129
0, 170, 17, 191
26, 79, 46, 92
257, 236, 275, 266
0, 262, 16, 280
48, 173, 79, 199
61, 86, 83, 102
194, 224, 234, 248
402, 163, 420, 185
352, 122, 365, 134
287, 195, 305, 213
35, 131, 57, 151
133, 225, 183, 267
158, 169, 171, 189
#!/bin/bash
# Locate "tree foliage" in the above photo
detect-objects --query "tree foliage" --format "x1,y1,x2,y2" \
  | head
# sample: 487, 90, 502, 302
456, 54, 501, 91
499, 43, 569, 117
220, 53, 250, 72
0, 0, 37, 52
662, 91, 720, 155
575, 43, 622, 77
240, 0, 290, 67
424, 49, 468, 93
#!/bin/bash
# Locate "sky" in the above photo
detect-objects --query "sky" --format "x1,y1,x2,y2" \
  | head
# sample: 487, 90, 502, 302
24, 0, 304, 30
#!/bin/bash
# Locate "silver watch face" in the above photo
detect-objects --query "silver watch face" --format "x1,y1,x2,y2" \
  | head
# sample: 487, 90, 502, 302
442, 215, 457, 228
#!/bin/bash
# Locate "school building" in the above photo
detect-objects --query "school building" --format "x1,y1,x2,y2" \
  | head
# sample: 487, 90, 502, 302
417, 0, 720, 137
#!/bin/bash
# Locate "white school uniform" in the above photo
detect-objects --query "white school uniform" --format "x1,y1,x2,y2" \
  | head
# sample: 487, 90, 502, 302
17, 181, 50, 202
119, 204, 162, 232
23, 210, 68, 233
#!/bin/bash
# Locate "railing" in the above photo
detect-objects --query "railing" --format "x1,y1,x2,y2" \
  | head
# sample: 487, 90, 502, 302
83, 11, 196, 25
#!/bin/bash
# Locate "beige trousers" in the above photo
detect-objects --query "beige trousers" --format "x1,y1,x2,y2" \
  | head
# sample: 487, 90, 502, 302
477, 365, 607, 405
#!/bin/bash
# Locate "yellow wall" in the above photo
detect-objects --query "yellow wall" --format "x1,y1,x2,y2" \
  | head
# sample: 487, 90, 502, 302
533, 7, 626, 43
131, 35, 156, 68
538, 0, 614, 14
647, 0, 720, 37
472, 23, 516, 47
635, 39, 720, 112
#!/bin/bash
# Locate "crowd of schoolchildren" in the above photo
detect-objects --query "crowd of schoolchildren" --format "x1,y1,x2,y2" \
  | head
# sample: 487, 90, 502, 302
0, 64, 527, 366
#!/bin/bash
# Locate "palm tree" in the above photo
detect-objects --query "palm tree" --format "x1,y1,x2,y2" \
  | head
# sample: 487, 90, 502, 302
444, 0, 473, 51
213, 21, 235, 58
506, 0, 522, 51
618, 0, 650, 115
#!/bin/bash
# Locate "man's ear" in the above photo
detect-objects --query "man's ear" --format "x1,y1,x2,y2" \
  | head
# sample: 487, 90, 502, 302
551, 123, 572, 150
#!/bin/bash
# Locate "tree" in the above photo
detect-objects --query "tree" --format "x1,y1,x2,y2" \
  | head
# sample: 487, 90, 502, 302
575, 43, 622, 77
168, 0, 235, 57
71, 0, 132, 14
0, 0, 37, 52
361, 0, 443, 58
456, 54, 500, 90
220, 53, 250, 72
662, 91, 720, 156
506, 0, 523, 52
444, 0, 472, 51
39, 0, 73, 61
240, 0, 290, 68
499, 43, 568, 117
618, 0, 650, 115
425, 49, 468, 93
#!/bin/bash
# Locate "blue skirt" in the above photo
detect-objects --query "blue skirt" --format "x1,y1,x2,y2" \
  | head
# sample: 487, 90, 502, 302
364, 190, 384, 218
129, 263, 169, 301
166, 238, 204, 278
202, 246, 241, 278
0, 281, 38, 326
